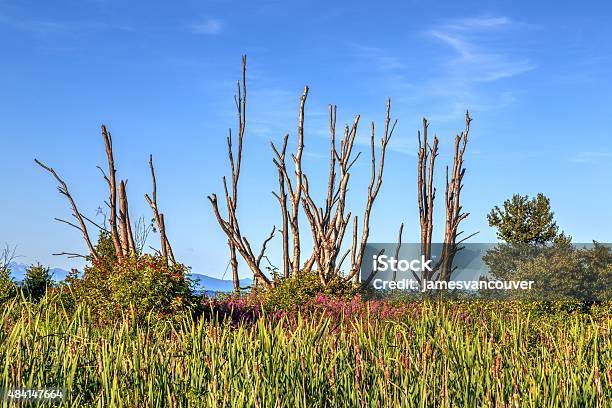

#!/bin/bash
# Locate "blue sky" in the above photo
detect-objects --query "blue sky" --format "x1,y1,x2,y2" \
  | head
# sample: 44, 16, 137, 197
1, 0, 611, 278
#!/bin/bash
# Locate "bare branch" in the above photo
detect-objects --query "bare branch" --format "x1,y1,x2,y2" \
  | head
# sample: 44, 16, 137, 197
271, 133, 291, 277
52, 252, 87, 259
35, 159, 99, 260
145, 155, 175, 265
392, 223, 404, 282
256, 226, 276, 267
101, 125, 123, 260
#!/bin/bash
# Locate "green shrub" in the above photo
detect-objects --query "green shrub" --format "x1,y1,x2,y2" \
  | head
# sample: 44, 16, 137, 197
261, 270, 357, 311
69, 254, 193, 322
22, 263, 54, 302
108, 255, 193, 318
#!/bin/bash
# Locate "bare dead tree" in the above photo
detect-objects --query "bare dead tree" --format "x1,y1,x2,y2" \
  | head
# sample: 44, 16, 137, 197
290, 87, 308, 276
100, 125, 124, 261
271, 134, 290, 278
438, 111, 475, 281
226, 57, 248, 291
38, 125, 176, 266
346, 100, 396, 283
208, 55, 276, 289
291, 106, 359, 284
271, 86, 309, 280
282, 98, 394, 286
34, 159, 99, 260
144, 155, 176, 265
269, 86, 310, 278
417, 118, 439, 281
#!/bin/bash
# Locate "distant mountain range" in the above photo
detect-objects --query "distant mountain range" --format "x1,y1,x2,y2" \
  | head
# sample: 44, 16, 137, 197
7, 262, 251, 293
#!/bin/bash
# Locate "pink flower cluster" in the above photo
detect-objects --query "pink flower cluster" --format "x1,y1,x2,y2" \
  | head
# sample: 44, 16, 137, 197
201, 294, 444, 326
295, 294, 421, 321
201, 296, 261, 326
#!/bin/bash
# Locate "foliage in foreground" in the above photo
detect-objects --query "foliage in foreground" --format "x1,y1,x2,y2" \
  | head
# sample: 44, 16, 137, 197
58, 253, 193, 322
1, 296, 610, 407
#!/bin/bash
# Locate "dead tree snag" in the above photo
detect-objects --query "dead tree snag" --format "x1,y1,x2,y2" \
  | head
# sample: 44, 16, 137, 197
208, 55, 276, 290
438, 111, 475, 281
145, 155, 176, 265
417, 118, 439, 281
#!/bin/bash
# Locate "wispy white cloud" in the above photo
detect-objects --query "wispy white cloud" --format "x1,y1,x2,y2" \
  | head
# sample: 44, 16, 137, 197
187, 18, 223, 35
429, 17, 535, 83
343, 16, 536, 154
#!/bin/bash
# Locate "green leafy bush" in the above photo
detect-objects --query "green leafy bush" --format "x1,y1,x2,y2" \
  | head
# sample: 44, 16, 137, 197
261, 269, 358, 311
108, 255, 193, 318
69, 254, 193, 322
59, 230, 194, 321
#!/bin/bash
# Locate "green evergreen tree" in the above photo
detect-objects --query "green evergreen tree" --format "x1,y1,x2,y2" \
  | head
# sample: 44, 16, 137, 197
92, 230, 117, 266
23, 263, 54, 302
484, 193, 610, 301
487, 193, 559, 245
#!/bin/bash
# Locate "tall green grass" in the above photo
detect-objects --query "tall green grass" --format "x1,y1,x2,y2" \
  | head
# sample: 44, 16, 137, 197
0, 298, 609, 407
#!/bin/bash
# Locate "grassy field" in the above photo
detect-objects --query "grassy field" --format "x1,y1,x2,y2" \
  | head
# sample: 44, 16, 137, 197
0, 297, 610, 407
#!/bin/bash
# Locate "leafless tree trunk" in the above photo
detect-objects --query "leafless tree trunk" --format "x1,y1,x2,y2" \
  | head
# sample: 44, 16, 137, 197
392, 223, 404, 282
270, 87, 310, 279
271, 134, 290, 278
145, 155, 176, 265
438, 111, 474, 281
209, 55, 276, 289
224, 57, 248, 291
417, 118, 439, 281
100, 125, 124, 261
118, 180, 133, 256
346, 100, 396, 283
290, 87, 308, 276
